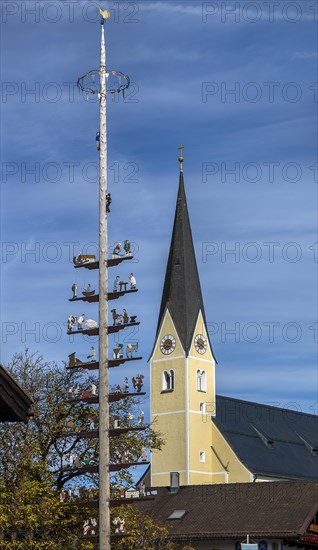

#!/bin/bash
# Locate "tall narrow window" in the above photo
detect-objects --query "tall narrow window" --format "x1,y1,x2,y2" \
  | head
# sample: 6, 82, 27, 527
196, 369, 206, 392
162, 369, 175, 391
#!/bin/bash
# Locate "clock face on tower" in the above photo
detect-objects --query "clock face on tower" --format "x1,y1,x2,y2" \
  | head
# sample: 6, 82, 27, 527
194, 334, 207, 354
160, 334, 176, 355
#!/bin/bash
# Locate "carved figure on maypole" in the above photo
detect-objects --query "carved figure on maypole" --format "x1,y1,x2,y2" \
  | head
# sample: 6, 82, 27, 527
96, 131, 100, 150
122, 308, 129, 324
114, 414, 121, 429
106, 193, 112, 213
123, 376, 129, 393
87, 346, 97, 361
129, 272, 137, 289
123, 239, 132, 256
71, 283, 77, 299
112, 516, 125, 533
77, 314, 85, 330
90, 382, 98, 396
126, 342, 138, 358
113, 275, 120, 292
90, 518, 97, 535
124, 449, 134, 463
132, 374, 144, 392
82, 283, 96, 297
112, 243, 121, 258
111, 309, 123, 325
85, 318, 98, 329
119, 279, 128, 291
113, 342, 124, 359
83, 520, 90, 536
67, 315, 77, 331
73, 253, 96, 266
115, 449, 122, 463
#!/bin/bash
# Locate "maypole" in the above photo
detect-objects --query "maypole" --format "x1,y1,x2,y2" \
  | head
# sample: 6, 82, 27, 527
75, 8, 130, 549
62, 7, 149, 550
98, 11, 110, 550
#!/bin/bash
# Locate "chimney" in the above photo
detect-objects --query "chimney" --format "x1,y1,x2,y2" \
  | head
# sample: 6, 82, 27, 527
170, 472, 180, 494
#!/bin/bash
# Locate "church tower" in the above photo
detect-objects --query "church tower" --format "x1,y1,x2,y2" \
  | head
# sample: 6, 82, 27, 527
150, 148, 217, 487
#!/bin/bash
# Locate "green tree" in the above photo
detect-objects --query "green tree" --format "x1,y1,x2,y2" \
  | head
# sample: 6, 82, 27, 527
0, 349, 163, 548
111, 506, 195, 550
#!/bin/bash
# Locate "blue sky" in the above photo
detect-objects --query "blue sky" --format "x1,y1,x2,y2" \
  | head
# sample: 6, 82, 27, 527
1, 0, 317, 424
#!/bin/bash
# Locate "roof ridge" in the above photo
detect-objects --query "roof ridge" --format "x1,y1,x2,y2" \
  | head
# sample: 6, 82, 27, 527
216, 394, 318, 419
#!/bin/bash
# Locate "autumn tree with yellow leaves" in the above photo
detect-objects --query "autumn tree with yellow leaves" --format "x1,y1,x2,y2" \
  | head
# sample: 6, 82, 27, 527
0, 350, 164, 549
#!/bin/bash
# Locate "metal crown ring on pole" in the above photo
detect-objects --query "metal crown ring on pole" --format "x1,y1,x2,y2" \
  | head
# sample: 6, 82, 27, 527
77, 70, 130, 96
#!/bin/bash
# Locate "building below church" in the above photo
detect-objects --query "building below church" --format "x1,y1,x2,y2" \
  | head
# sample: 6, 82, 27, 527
135, 480, 318, 550
144, 152, 318, 488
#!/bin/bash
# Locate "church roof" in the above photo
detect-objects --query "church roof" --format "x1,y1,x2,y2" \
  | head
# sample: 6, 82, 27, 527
134, 480, 318, 541
214, 395, 318, 480
156, 171, 213, 357
139, 395, 318, 486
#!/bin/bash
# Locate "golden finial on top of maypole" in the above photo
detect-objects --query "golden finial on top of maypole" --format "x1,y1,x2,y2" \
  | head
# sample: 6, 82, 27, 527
178, 144, 184, 172
99, 6, 110, 24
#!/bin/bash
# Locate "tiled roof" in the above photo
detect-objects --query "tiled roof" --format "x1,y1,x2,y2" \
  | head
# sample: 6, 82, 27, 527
214, 395, 318, 480
134, 481, 318, 540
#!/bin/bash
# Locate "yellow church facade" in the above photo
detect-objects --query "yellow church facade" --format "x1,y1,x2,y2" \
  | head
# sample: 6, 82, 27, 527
150, 304, 252, 487
147, 151, 318, 488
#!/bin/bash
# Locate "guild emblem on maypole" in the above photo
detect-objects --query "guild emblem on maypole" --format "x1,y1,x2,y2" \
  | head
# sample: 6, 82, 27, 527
99, 7, 110, 20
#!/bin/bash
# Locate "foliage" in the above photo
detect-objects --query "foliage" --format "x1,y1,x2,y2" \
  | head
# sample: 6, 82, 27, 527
0, 349, 162, 488
1, 349, 91, 489
0, 544, 58, 550
111, 506, 195, 550
0, 349, 163, 547
0, 469, 80, 549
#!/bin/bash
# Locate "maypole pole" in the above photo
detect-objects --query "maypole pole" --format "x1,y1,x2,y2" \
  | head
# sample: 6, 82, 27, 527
76, 8, 131, 549
98, 9, 110, 550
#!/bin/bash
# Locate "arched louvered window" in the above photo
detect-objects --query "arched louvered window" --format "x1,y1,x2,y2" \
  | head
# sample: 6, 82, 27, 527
196, 369, 206, 392
162, 369, 175, 391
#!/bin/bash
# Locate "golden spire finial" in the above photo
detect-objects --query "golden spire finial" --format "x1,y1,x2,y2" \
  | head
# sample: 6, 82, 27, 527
178, 144, 184, 172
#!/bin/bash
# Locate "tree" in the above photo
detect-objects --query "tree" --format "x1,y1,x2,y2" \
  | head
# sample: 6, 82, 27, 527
0, 471, 79, 550
0, 349, 163, 547
1, 349, 96, 489
111, 506, 195, 550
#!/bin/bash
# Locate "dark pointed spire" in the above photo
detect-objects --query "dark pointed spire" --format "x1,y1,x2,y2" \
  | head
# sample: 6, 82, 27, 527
156, 152, 210, 356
